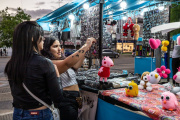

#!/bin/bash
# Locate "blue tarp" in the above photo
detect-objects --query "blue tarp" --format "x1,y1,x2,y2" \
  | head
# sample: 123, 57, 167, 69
37, 0, 88, 22
37, 0, 156, 23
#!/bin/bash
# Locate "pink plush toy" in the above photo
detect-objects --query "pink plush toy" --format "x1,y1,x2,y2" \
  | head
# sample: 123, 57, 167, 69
161, 91, 178, 111
173, 67, 180, 83
156, 65, 171, 79
177, 36, 180, 45
149, 38, 161, 49
98, 56, 114, 83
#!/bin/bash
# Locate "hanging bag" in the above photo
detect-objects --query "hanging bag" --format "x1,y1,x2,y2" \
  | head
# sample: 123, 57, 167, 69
22, 83, 60, 120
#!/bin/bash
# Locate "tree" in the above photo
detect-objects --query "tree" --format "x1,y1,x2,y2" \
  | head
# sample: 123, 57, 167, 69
0, 7, 31, 47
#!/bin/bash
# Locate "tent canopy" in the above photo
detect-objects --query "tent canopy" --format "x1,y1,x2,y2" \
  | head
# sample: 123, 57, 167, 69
151, 22, 180, 35
37, 0, 158, 23
37, 0, 88, 22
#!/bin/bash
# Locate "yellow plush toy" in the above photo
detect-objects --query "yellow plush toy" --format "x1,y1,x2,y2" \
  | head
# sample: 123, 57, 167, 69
125, 80, 139, 97
161, 40, 169, 52
133, 19, 140, 40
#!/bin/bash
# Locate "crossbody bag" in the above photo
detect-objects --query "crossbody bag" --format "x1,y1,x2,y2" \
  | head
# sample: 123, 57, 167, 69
22, 83, 60, 120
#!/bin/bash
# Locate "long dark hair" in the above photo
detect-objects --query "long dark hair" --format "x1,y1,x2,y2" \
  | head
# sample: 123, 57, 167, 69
41, 37, 65, 60
5, 21, 44, 84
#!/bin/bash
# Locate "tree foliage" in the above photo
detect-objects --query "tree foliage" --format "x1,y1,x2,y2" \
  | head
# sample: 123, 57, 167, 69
170, 3, 180, 37
0, 7, 31, 47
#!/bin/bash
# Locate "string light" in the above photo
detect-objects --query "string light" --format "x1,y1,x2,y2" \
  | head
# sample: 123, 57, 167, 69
83, 3, 89, 9
68, 14, 75, 20
120, 1, 127, 9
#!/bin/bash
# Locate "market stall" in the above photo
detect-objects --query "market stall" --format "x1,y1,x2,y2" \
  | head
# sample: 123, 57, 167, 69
37, 0, 180, 120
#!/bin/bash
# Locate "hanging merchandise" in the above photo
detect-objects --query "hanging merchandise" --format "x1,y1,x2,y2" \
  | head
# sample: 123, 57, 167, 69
143, 8, 169, 41
128, 17, 134, 37
80, 4, 100, 59
133, 18, 140, 40
161, 40, 169, 52
62, 18, 70, 30
123, 22, 129, 36
105, 19, 117, 34
149, 38, 161, 49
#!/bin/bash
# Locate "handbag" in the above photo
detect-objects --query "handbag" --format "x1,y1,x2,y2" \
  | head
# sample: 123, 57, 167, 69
22, 83, 60, 120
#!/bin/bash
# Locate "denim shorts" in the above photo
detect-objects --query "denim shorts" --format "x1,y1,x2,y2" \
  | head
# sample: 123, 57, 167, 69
13, 107, 53, 120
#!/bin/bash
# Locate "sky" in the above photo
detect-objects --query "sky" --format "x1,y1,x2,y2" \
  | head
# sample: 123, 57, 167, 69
0, 0, 73, 20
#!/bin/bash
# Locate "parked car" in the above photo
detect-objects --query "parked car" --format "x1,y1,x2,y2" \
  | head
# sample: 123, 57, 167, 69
64, 49, 76, 57
102, 49, 119, 58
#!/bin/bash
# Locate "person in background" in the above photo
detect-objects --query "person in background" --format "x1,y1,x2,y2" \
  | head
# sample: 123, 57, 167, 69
0, 49, 2, 56
5, 21, 63, 120
41, 36, 96, 120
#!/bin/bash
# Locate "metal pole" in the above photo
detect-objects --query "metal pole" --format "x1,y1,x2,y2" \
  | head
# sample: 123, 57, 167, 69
99, 0, 104, 66
167, 5, 171, 82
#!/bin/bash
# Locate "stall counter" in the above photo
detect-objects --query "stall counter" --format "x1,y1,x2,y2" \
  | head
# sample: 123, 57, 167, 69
100, 84, 180, 120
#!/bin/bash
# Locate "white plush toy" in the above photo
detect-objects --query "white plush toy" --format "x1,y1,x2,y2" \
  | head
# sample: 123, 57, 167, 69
173, 67, 180, 83
172, 67, 180, 96
147, 71, 161, 84
138, 71, 152, 91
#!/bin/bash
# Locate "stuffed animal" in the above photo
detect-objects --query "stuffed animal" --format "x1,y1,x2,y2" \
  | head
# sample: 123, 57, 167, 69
111, 20, 117, 33
171, 67, 180, 96
156, 65, 171, 79
161, 91, 178, 111
129, 22, 134, 37
123, 22, 129, 37
149, 38, 161, 49
147, 71, 161, 84
138, 72, 153, 91
177, 36, 180, 45
105, 19, 117, 34
162, 82, 173, 91
173, 67, 180, 83
125, 81, 138, 97
98, 56, 114, 87
161, 40, 169, 52
133, 24, 140, 40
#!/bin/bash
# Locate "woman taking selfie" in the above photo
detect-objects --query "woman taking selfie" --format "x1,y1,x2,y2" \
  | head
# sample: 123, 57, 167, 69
41, 36, 96, 120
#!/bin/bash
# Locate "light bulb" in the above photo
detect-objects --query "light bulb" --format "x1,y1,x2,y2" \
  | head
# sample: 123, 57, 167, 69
123, 16, 127, 20
120, 1, 127, 9
83, 3, 89, 9
159, 6, 164, 11
68, 14, 75, 20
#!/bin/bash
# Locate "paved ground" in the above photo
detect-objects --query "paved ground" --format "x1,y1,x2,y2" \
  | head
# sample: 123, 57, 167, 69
0, 54, 135, 119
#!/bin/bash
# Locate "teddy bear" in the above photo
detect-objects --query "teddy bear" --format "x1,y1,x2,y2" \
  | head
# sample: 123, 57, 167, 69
133, 24, 140, 40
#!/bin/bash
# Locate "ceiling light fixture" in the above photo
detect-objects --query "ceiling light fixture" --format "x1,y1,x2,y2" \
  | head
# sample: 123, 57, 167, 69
120, 1, 127, 9
83, 3, 89, 9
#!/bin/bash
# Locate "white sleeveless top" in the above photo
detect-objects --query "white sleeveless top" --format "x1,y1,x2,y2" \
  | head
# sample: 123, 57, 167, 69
60, 68, 77, 88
